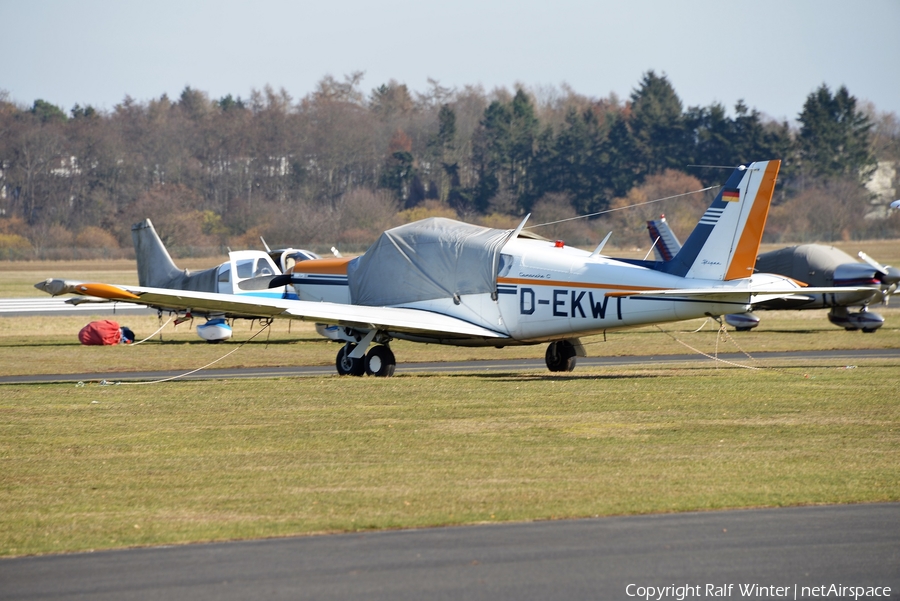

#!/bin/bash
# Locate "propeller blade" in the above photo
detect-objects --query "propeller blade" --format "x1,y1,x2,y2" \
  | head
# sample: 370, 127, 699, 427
858, 251, 888, 275
237, 274, 290, 291
266, 274, 295, 289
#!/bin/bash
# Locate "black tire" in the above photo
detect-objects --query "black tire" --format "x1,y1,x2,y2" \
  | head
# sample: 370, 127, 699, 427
336, 343, 365, 376
365, 345, 396, 377
545, 340, 577, 372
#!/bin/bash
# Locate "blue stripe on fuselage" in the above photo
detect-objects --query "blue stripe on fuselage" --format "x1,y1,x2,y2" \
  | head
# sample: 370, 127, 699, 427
243, 290, 300, 300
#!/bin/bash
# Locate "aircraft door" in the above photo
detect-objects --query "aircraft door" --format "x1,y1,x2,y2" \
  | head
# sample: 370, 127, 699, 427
497, 251, 584, 340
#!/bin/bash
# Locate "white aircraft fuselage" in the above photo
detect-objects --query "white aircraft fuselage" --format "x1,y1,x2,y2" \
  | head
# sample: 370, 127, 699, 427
289, 239, 799, 346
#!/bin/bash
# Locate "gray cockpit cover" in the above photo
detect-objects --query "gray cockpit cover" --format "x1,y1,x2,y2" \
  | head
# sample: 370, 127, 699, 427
347, 218, 513, 306
755, 244, 855, 286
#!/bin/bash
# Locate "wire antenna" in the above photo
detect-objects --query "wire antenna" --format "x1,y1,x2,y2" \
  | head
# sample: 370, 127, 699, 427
529, 185, 719, 229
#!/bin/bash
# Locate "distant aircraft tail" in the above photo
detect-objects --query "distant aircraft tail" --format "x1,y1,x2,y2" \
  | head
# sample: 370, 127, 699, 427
649, 160, 780, 281
131, 219, 219, 291
132, 219, 184, 287
646, 215, 682, 262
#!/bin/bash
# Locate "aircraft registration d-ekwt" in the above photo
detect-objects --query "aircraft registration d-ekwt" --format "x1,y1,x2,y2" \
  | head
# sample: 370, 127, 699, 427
36, 160, 876, 377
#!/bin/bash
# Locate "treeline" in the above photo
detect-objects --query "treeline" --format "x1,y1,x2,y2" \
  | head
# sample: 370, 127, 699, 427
1, 72, 898, 259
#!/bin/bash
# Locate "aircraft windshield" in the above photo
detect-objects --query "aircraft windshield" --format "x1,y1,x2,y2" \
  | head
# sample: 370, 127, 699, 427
254, 259, 274, 277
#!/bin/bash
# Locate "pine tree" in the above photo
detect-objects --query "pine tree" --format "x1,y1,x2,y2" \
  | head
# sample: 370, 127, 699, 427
471, 89, 539, 213
628, 71, 688, 178
797, 85, 874, 182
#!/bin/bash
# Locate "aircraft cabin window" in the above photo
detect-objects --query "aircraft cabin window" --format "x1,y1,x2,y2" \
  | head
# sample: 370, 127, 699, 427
498, 254, 513, 277
217, 268, 231, 283
254, 259, 274, 277
236, 259, 254, 279
288, 251, 315, 263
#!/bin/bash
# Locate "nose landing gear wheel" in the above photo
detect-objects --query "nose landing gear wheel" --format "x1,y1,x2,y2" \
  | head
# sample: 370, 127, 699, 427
336, 343, 365, 376
545, 340, 577, 372
365, 345, 396, 377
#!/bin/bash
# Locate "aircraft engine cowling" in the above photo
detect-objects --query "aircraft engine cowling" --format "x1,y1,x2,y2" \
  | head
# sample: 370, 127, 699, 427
832, 262, 881, 287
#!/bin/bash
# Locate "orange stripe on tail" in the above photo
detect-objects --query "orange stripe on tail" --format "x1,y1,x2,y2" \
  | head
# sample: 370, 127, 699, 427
724, 160, 780, 280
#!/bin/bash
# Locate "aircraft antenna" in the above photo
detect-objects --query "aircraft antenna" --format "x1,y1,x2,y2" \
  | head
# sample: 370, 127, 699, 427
644, 236, 661, 261
528, 185, 719, 230
590, 231, 613, 257
687, 164, 757, 172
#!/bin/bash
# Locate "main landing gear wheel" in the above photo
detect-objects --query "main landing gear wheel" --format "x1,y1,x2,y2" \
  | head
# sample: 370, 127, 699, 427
336, 343, 365, 376
365, 345, 396, 377
545, 340, 577, 372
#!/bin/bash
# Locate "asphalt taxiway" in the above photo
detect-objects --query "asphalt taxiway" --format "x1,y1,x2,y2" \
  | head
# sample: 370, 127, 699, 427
1, 503, 897, 601
0, 348, 896, 385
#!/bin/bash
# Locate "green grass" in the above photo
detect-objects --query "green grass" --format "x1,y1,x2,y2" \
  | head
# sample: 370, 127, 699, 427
2, 362, 898, 557
1, 306, 900, 376
2, 253, 899, 557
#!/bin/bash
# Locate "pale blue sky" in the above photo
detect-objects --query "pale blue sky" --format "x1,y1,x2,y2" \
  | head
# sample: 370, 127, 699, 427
2, 0, 898, 123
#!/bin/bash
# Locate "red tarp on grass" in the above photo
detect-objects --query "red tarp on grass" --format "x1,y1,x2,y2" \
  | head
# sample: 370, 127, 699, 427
78, 320, 124, 346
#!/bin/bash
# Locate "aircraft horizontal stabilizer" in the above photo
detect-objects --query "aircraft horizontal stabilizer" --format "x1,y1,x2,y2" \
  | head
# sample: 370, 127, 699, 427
606, 285, 878, 305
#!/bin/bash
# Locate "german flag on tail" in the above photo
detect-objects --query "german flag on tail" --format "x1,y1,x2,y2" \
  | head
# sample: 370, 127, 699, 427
722, 188, 740, 202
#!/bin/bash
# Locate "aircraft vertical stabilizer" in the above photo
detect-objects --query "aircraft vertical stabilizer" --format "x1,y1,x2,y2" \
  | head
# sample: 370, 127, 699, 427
647, 215, 682, 262
660, 160, 780, 281
132, 219, 184, 288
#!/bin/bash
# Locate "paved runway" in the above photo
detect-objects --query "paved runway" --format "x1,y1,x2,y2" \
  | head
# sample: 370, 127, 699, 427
0, 348, 897, 385
0, 297, 153, 317
1, 503, 897, 601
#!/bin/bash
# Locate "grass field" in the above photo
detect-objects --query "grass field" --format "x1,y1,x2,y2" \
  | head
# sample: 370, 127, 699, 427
1, 253, 899, 557
2, 361, 898, 557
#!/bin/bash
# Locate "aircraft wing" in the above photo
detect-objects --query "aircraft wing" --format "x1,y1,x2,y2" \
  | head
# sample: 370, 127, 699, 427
34, 279, 509, 340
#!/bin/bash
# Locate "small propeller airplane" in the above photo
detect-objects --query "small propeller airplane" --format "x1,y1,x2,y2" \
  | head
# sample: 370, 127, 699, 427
36, 160, 877, 376
63, 218, 321, 342
646, 215, 897, 332
134, 218, 326, 341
